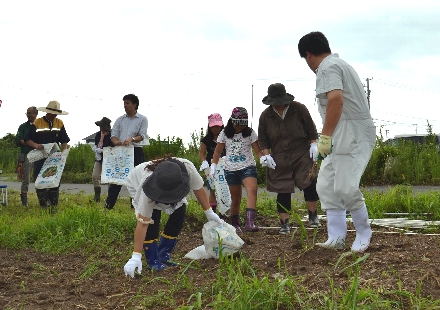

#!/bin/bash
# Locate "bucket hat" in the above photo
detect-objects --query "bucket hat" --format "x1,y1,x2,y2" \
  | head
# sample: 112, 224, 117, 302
37, 100, 69, 115
142, 159, 190, 204
95, 117, 112, 131
208, 113, 223, 127
262, 83, 295, 106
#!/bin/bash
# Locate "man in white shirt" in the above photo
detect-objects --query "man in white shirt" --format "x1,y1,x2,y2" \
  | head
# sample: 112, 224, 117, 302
298, 31, 376, 252
105, 94, 149, 210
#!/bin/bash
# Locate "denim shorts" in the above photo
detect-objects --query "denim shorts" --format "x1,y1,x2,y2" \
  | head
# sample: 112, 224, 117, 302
224, 166, 258, 186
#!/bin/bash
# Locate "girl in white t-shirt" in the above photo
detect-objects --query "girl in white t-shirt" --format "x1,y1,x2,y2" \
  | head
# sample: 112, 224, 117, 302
210, 107, 264, 233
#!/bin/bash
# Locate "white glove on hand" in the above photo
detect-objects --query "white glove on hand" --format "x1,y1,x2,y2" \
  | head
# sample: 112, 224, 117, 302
199, 160, 209, 171
95, 148, 103, 154
124, 252, 142, 278
260, 155, 276, 169
309, 142, 318, 162
210, 163, 217, 177
204, 208, 222, 224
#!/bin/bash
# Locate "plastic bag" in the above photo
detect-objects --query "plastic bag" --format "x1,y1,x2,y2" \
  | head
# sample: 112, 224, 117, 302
35, 149, 69, 189
27, 143, 60, 163
204, 158, 231, 215
184, 245, 213, 260
202, 220, 244, 258
101, 146, 134, 185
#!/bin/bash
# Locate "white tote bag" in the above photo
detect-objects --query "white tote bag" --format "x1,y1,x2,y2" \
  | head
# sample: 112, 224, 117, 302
101, 146, 134, 186
35, 149, 69, 189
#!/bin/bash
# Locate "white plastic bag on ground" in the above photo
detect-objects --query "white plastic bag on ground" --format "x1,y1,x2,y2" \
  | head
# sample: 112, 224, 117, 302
203, 220, 244, 258
184, 245, 213, 260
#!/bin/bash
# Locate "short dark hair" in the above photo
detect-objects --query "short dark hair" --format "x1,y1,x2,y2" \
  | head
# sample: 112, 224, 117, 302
123, 94, 139, 110
30, 106, 38, 115
298, 31, 331, 58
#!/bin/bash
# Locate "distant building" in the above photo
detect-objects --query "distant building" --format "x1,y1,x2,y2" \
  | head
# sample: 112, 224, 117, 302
83, 133, 96, 145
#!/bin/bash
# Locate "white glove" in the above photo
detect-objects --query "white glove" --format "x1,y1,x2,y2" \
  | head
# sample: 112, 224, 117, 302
199, 160, 209, 171
204, 208, 222, 224
309, 142, 318, 162
210, 163, 217, 177
260, 154, 276, 169
92, 145, 103, 154
95, 152, 102, 161
124, 252, 142, 278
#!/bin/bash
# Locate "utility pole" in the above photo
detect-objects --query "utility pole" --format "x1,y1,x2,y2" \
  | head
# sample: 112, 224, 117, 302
365, 77, 373, 110
251, 85, 254, 128
413, 124, 418, 134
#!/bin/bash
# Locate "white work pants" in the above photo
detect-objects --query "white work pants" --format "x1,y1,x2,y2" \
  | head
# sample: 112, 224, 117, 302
317, 119, 375, 212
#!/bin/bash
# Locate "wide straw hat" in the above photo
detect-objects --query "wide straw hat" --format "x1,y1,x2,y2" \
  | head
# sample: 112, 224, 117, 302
262, 83, 295, 106
37, 100, 69, 115
142, 160, 190, 204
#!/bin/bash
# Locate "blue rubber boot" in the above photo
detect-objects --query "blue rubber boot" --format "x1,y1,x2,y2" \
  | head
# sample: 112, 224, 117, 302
158, 234, 178, 266
143, 239, 168, 271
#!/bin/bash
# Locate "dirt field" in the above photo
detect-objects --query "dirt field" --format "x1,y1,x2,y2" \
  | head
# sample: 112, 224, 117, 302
1, 214, 440, 310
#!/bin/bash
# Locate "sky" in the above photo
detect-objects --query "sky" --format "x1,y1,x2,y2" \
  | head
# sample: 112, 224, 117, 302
1, 0, 440, 147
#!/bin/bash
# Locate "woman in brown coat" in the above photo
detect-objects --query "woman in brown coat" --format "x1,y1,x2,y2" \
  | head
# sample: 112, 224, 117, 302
258, 83, 320, 234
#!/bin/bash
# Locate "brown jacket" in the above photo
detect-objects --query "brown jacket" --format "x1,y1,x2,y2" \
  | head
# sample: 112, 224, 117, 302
258, 101, 318, 192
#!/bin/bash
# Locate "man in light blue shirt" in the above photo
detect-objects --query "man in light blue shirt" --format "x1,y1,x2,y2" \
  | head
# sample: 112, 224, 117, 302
105, 94, 149, 210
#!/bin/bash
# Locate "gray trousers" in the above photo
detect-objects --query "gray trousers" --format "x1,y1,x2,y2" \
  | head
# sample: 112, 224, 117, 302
92, 161, 102, 188
20, 153, 32, 194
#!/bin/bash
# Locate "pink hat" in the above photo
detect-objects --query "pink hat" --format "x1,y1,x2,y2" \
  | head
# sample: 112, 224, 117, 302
208, 113, 223, 127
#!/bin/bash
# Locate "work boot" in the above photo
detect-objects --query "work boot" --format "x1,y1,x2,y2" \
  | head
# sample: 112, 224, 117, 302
94, 187, 101, 202
48, 190, 59, 207
36, 190, 48, 208
20, 193, 28, 207
316, 209, 347, 249
143, 239, 168, 271
308, 210, 321, 228
350, 205, 372, 252
231, 215, 242, 233
244, 209, 259, 232
158, 234, 178, 266
279, 218, 290, 235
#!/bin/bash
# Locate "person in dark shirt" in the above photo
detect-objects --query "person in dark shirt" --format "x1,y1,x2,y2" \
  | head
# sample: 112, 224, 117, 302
15, 106, 38, 206
91, 117, 113, 202
198, 113, 225, 215
25, 101, 70, 208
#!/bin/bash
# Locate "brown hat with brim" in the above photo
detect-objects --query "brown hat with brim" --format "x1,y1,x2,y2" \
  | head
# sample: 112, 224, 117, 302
262, 83, 295, 105
95, 117, 112, 131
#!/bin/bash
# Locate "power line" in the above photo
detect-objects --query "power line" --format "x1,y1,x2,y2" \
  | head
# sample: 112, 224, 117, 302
374, 79, 440, 94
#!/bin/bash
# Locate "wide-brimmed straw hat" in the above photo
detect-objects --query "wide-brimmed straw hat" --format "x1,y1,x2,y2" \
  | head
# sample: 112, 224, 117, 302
95, 117, 112, 131
142, 159, 190, 204
262, 83, 295, 106
37, 100, 69, 115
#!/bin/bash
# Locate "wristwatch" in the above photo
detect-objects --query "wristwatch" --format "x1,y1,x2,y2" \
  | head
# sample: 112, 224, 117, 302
131, 137, 136, 142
